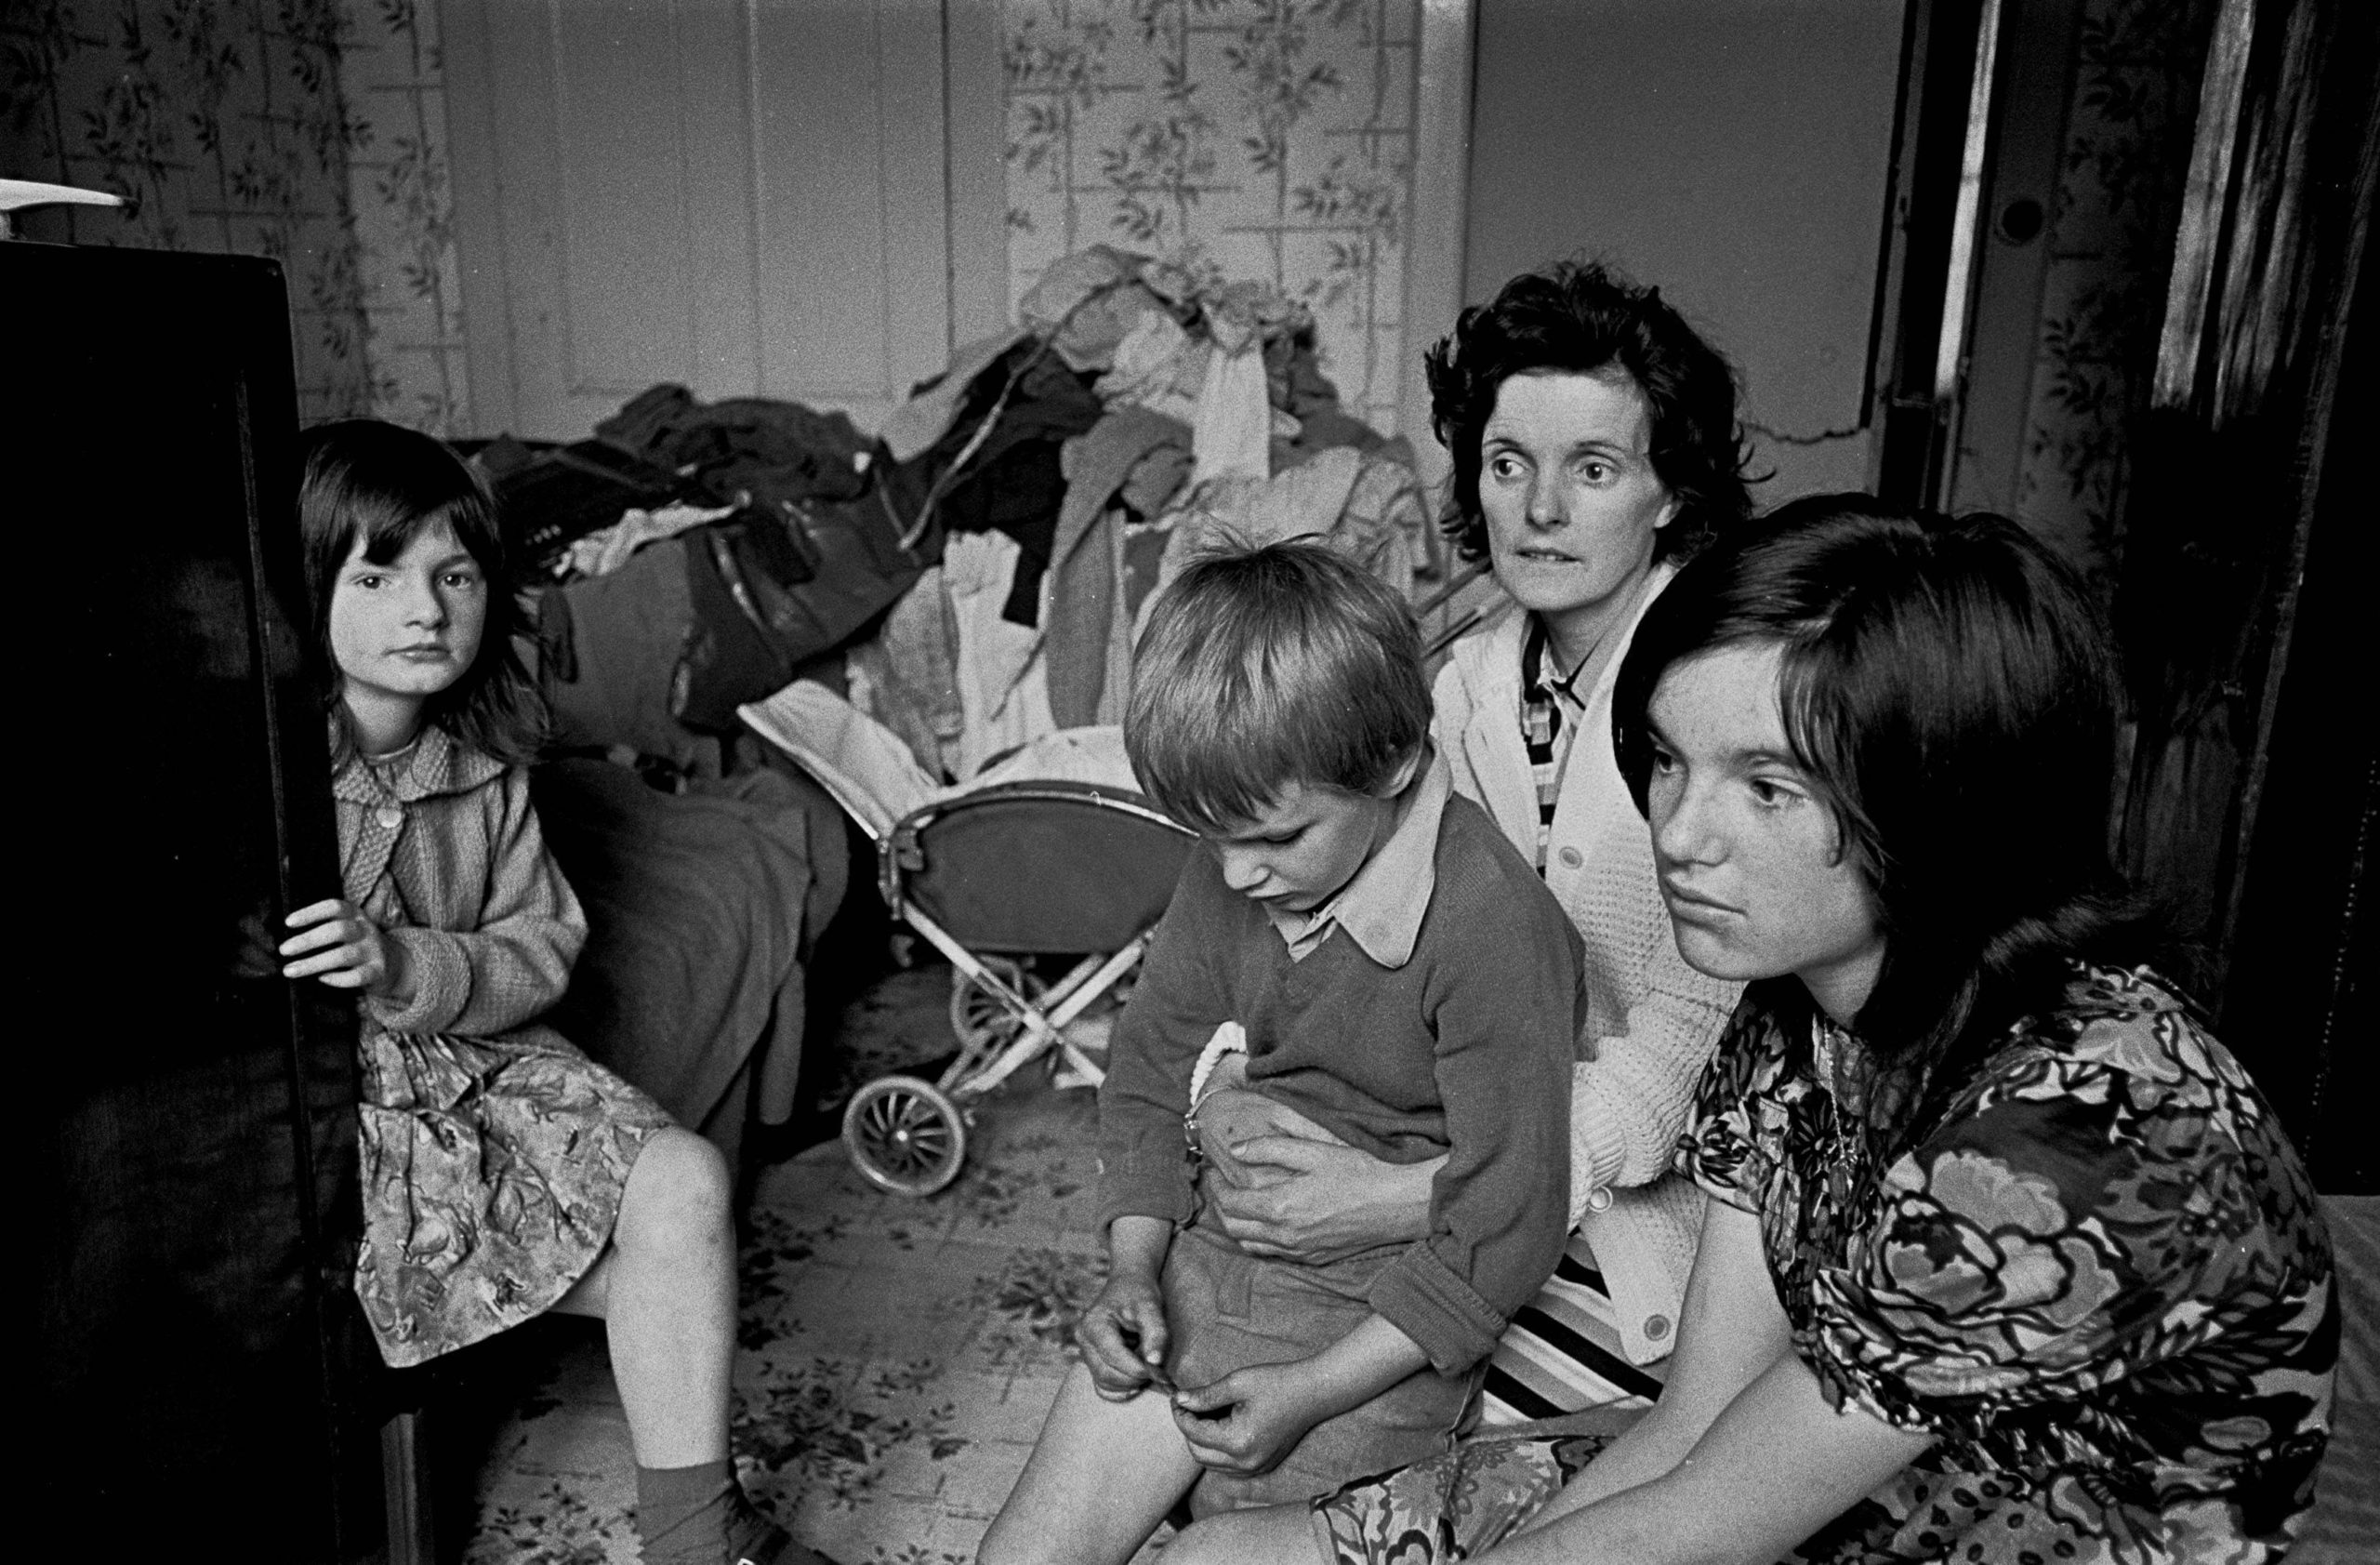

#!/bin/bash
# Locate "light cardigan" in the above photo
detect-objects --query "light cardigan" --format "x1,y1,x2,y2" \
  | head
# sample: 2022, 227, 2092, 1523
333, 723, 585, 1044
1430, 564, 1742, 1364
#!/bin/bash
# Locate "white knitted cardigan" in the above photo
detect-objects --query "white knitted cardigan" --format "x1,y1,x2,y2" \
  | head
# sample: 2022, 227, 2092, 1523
1430, 567, 1743, 1364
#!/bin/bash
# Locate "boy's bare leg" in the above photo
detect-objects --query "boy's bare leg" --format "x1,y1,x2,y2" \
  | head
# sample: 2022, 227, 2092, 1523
977, 1362, 1203, 1565
1159, 1503, 1319, 1565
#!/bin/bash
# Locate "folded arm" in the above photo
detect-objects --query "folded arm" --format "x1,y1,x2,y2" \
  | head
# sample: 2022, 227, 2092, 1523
367, 771, 585, 1035
1492, 1199, 1930, 1564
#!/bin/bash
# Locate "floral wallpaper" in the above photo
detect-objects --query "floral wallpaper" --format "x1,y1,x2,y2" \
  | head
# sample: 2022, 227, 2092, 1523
2010, 0, 2214, 583
8, 0, 1427, 442
3, 0, 373, 423
334, 0, 469, 434
11, 0, 2209, 484
2, 0, 467, 431
1002, 0, 1421, 435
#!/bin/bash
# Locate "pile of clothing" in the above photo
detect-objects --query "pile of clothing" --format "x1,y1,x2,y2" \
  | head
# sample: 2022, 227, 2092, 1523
512, 245, 1434, 787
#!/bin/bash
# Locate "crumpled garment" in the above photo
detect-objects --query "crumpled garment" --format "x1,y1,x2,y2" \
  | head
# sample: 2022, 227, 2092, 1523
879, 325, 1033, 462
942, 530, 1057, 778
1203, 279, 1304, 355
562, 501, 735, 581
1017, 245, 1175, 373
546, 538, 725, 779
1143, 446, 1425, 630
1044, 406, 1195, 727
880, 338, 1104, 621
846, 562, 965, 782
1096, 310, 1203, 422
1096, 291, 1305, 470
594, 384, 871, 510
1193, 327, 1276, 484
1118, 438, 1195, 520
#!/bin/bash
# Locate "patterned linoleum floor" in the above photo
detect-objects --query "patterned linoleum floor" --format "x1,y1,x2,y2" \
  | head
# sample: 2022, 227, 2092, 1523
450, 962, 2380, 1565
456, 964, 1153, 1565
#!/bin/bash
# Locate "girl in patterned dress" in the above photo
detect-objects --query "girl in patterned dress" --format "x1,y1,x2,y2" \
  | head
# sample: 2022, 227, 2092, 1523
1162, 496, 2335, 1565
276, 420, 832, 1565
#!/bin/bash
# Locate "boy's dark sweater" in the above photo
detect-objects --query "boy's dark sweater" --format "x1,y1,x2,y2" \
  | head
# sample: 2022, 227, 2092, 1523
1096, 789, 1587, 1374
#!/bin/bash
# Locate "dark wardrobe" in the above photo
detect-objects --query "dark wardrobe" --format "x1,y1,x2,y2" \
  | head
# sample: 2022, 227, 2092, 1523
20, 241, 381, 1558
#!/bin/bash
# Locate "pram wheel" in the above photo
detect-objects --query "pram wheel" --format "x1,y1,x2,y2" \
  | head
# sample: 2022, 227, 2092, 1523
949, 957, 1044, 1052
842, 1075, 968, 1197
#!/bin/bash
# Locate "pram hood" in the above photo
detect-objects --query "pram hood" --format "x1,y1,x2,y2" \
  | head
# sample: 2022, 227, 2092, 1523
738, 681, 1143, 841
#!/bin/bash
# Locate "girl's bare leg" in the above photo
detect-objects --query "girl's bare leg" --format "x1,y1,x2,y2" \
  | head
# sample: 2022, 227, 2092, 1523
976, 1362, 1206, 1565
553, 1126, 736, 1466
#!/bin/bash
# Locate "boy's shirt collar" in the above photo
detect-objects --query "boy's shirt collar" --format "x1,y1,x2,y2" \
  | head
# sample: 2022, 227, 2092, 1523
1263, 747, 1449, 968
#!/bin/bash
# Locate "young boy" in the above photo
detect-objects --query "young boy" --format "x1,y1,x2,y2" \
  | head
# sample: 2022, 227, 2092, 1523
978, 540, 1586, 1565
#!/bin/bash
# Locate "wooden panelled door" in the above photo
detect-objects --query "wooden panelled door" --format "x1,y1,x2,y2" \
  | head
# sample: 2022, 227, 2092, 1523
440, 0, 1008, 442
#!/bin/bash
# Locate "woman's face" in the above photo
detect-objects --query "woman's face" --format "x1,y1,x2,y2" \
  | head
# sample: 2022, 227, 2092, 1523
1643, 643, 1884, 1023
1478, 370, 1678, 626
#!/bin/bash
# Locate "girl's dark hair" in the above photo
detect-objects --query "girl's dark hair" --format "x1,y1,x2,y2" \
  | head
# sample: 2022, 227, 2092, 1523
1426, 259, 1754, 565
297, 419, 545, 765
1613, 495, 2153, 1149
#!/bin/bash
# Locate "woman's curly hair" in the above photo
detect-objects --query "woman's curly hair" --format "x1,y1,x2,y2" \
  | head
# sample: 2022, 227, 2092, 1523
1426, 260, 1754, 564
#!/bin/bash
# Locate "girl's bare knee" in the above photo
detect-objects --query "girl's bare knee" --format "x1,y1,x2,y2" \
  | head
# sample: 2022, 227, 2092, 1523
619, 1126, 732, 1252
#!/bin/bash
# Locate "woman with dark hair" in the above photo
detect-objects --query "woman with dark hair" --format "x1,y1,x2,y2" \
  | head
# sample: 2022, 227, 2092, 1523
1201, 262, 1756, 1417
279, 420, 835, 1565
1166, 496, 2335, 1565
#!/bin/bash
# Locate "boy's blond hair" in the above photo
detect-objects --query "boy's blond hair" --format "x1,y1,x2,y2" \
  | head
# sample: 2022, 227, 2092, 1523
1127, 538, 1429, 832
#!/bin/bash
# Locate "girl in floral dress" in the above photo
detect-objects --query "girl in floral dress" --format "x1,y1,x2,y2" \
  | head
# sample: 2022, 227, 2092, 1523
276, 420, 831, 1565
1162, 496, 2335, 1565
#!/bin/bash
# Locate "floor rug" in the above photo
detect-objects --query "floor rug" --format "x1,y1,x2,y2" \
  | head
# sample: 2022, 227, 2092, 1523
453, 965, 2380, 1564
458, 967, 1148, 1565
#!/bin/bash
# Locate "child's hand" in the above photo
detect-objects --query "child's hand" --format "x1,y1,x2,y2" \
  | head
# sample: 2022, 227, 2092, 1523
280, 898, 403, 995
1073, 1271, 1171, 1401
1170, 1360, 1326, 1477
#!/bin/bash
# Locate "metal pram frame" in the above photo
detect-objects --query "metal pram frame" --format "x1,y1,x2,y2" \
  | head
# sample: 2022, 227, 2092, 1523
740, 689, 1196, 1196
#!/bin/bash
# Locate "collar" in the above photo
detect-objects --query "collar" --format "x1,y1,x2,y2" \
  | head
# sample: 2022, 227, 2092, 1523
1265, 747, 1450, 968
1523, 616, 1593, 707
329, 721, 505, 805
1461, 561, 1684, 702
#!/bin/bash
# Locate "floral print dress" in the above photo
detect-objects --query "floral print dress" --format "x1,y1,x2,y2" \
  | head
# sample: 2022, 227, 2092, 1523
336, 725, 673, 1368
1312, 965, 2335, 1564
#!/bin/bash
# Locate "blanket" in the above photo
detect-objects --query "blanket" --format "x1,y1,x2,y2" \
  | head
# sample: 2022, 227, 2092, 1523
530, 758, 848, 1170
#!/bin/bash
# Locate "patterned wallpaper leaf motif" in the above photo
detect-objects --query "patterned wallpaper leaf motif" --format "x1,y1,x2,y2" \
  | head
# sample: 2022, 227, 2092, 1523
337, 0, 469, 434
3, 0, 460, 431
1004, 0, 1421, 432
2014, 0, 2214, 584
6, 0, 370, 422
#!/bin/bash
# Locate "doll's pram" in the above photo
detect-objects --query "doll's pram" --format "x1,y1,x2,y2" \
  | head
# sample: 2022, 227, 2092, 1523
740, 683, 1196, 1196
